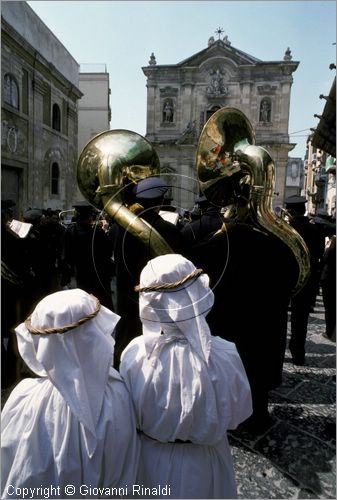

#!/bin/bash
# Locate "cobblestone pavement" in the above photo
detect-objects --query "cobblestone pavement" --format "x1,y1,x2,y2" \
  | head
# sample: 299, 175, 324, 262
229, 292, 336, 499
1, 294, 335, 499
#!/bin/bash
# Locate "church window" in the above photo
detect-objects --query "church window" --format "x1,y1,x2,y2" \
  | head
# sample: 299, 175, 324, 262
51, 162, 59, 194
52, 103, 61, 131
4, 73, 19, 109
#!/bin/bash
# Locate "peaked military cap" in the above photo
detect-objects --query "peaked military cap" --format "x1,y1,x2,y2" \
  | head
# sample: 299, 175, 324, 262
285, 195, 307, 205
23, 208, 43, 223
72, 200, 94, 211
134, 177, 168, 199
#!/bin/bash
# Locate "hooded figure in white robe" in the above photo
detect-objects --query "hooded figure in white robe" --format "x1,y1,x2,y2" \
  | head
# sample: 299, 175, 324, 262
120, 254, 252, 499
1, 288, 140, 499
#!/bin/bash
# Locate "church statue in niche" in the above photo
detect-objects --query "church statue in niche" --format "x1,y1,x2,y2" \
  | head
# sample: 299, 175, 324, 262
163, 99, 174, 123
259, 99, 271, 122
206, 68, 229, 97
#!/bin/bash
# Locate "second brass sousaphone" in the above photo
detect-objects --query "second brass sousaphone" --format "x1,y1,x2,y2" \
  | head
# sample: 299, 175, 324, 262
196, 107, 311, 295
77, 129, 173, 256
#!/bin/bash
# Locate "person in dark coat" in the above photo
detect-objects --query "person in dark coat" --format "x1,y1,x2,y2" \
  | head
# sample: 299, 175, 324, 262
285, 196, 326, 365
309, 208, 336, 310
185, 197, 298, 433
1, 201, 34, 388
22, 208, 64, 303
320, 235, 336, 341
180, 195, 225, 248
113, 176, 184, 368
61, 201, 114, 310
39, 210, 66, 291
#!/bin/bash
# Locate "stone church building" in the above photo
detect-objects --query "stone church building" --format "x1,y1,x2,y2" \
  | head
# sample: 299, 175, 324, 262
1, 2, 82, 216
143, 35, 299, 210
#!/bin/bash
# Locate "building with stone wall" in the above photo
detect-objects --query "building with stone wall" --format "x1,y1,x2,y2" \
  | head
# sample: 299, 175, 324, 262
143, 35, 298, 210
303, 72, 336, 216
325, 157, 336, 216
303, 137, 336, 216
285, 157, 304, 199
78, 65, 111, 156
1, 2, 82, 216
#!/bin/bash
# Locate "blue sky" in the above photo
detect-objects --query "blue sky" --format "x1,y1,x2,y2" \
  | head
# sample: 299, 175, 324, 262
28, 1, 336, 159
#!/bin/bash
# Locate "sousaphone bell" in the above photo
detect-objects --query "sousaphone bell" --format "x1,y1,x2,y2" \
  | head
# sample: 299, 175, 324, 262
77, 129, 173, 255
196, 107, 311, 295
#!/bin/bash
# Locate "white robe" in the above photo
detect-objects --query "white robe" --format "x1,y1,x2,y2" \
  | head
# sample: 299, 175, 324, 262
120, 254, 253, 498
1, 289, 140, 499
1, 372, 139, 499
121, 333, 252, 499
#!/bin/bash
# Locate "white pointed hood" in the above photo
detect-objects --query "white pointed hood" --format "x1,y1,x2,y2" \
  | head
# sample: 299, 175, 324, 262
15, 288, 120, 457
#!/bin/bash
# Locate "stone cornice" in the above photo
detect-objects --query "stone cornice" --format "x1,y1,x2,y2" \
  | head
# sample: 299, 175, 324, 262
257, 141, 295, 152
2, 18, 83, 102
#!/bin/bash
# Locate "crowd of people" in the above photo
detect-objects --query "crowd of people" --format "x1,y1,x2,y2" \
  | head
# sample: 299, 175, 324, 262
1, 177, 335, 498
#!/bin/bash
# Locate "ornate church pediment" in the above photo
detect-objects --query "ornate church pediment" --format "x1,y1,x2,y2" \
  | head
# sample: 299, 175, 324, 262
178, 40, 260, 69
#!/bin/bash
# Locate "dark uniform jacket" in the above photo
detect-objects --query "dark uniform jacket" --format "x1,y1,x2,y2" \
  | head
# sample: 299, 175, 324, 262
62, 222, 114, 309
289, 215, 325, 307
184, 221, 298, 413
180, 207, 224, 248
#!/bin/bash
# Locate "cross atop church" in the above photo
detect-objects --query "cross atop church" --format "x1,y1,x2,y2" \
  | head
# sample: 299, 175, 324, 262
215, 27, 224, 39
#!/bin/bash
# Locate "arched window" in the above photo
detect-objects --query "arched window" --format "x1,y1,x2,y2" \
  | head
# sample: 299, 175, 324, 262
4, 73, 19, 109
52, 103, 61, 131
51, 162, 59, 195
259, 98, 271, 122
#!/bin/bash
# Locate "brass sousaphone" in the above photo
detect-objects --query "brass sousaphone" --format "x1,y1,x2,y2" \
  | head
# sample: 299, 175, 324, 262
77, 129, 173, 256
196, 107, 311, 295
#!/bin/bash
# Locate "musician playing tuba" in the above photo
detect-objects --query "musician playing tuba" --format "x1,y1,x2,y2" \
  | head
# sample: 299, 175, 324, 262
77, 130, 184, 368
112, 176, 184, 368
181, 107, 310, 434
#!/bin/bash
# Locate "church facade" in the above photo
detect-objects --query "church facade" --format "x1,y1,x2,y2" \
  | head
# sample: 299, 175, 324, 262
142, 35, 298, 211
1, 2, 82, 216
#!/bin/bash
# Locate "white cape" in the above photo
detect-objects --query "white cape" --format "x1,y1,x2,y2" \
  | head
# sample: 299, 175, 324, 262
1, 289, 140, 499
121, 334, 252, 499
1, 373, 139, 498
120, 254, 252, 499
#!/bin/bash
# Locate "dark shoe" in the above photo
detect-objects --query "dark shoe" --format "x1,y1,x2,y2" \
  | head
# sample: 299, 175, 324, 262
238, 412, 273, 434
290, 349, 305, 366
292, 356, 305, 366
